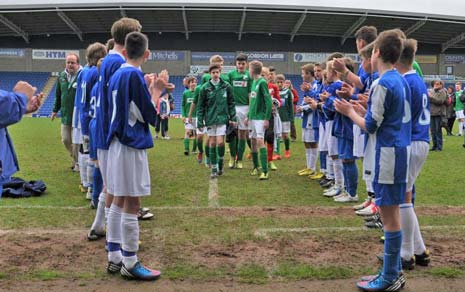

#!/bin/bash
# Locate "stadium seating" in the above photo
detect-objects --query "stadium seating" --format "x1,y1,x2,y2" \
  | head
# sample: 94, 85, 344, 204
0, 71, 49, 94
1, 72, 308, 118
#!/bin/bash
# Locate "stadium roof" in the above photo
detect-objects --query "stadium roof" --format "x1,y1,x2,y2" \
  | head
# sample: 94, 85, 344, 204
0, 0, 465, 52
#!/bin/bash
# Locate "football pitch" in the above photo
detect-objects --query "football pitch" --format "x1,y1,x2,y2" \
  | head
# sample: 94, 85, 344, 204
1, 118, 464, 291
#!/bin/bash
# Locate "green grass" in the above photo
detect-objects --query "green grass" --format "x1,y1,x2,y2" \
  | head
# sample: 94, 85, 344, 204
2, 117, 465, 283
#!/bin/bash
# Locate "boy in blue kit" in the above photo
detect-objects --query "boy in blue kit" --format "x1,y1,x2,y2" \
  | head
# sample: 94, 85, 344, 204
106, 32, 165, 280
93, 17, 141, 266
79, 43, 107, 202
335, 29, 411, 291
395, 38, 431, 269
296, 64, 319, 177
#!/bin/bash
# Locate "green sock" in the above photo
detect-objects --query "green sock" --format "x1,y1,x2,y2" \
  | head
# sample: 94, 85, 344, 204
276, 138, 281, 154
205, 145, 210, 159
260, 147, 268, 174
210, 146, 217, 168
183, 138, 189, 152
252, 152, 259, 169
237, 139, 246, 161
285, 138, 290, 151
218, 144, 225, 170
192, 139, 197, 152
198, 139, 203, 154
229, 136, 237, 160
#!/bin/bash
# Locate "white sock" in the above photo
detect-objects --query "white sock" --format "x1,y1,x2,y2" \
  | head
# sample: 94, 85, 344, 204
333, 158, 343, 186
91, 192, 106, 232
305, 148, 312, 169
400, 203, 415, 260
413, 209, 427, 255
78, 153, 86, 185
366, 179, 374, 193
105, 207, 110, 222
310, 148, 318, 171
326, 155, 334, 179
121, 213, 139, 269
107, 204, 122, 263
86, 160, 94, 189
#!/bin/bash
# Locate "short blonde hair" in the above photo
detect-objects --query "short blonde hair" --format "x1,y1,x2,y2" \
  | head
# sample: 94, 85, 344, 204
209, 54, 224, 64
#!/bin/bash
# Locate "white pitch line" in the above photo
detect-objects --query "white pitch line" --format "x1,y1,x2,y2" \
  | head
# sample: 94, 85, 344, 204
208, 177, 220, 208
254, 225, 465, 237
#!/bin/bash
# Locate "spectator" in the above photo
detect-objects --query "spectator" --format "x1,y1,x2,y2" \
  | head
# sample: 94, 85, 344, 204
154, 84, 175, 140
51, 53, 82, 170
1, 81, 41, 196
429, 80, 447, 151
445, 86, 456, 136
284, 79, 299, 142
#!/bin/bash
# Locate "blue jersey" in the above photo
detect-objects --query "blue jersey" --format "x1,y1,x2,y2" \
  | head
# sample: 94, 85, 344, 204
72, 67, 85, 130
95, 51, 125, 150
321, 81, 342, 122
78, 66, 99, 136
363, 69, 411, 185
301, 88, 318, 129
107, 64, 158, 150
403, 70, 430, 143
89, 82, 98, 119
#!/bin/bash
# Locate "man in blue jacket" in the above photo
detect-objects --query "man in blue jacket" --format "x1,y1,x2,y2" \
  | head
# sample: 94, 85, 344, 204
0, 81, 41, 197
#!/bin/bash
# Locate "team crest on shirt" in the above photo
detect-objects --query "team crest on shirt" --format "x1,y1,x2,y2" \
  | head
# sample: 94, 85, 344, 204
251, 92, 257, 98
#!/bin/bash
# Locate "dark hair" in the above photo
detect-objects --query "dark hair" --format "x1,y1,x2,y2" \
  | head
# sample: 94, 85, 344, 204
276, 74, 285, 81
106, 38, 115, 51
111, 17, 142, 45
399, 38, 417, 66
236, 53, 248, 62
355, 26, 378, 44
269, 66, 276, 72
326, 52, 344, 61
209, 63, 221, 73
124, 32, 148, 60
374, 30, 403, 64
186, 76, 197, 84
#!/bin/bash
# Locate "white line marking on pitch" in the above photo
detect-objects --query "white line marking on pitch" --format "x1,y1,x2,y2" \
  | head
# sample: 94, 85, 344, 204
254, 225, 465, 237
208, 177, 220, 208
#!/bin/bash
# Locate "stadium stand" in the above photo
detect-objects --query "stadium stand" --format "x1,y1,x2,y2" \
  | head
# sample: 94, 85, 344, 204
0, 72, 49, 93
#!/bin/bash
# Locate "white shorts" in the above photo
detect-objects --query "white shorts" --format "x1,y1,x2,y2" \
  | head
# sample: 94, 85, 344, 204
326, 121, 338, 156
456, 110, 465, 119
302, 128, 317, 143
97, 149, 109, 187
249, 120, 265, 139
106, 139, 151, 197
407, 141, 429, 192
206, 124, 226, 137
193, 118, 205, 135
236, 105, 249, 130
281, 121, 291, 134
184, 120, 195, 130
318, 123, 327, 151
353, 124, 365, 158
72, 127, 83, 145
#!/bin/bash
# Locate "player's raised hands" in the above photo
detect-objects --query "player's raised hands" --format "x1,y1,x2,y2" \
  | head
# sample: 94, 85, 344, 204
319, 91, 330, 101
26, 92, 43, 114
13, 81, 36, 100
336, 82, 354, 99
332, 58, 346, 73
300, 82, 311, 92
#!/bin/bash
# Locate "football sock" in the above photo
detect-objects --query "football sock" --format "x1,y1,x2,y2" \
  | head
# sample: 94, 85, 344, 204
183, 138, 189, 152
91, 192, 106, 233
218, 144, 225, 170
310, 148, 318, 171
92, 166, 103, 205
229, 136, 237, 160
121, 213, 139, 269
383, 230, 402, 282
284, 138, 290, 151
320, 151, 327, 173
260, 147, 268, 174
252, 152, 259, 169
107, 204, 122, 263
237, 139, 246, 161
